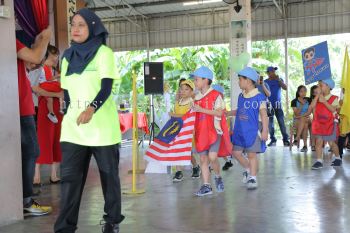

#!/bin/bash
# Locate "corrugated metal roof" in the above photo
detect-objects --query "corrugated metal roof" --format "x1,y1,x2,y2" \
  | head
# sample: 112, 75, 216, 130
87, 0, 322, 20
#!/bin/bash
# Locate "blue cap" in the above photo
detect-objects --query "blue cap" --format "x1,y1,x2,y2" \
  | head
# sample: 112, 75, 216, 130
321, 78, 335, 89
238, 67, 259, 82
266, 66, 278, 72
212, 84, 224, 94
190, 66, 214, 80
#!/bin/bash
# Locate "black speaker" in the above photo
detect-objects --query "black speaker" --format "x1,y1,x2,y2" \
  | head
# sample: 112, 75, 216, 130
144, 62, 164, 95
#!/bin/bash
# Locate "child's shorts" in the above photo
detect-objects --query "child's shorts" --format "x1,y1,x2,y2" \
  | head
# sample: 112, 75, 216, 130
233, 135, 262, 153
193, 135, 222, 156
314, 123, 337, 142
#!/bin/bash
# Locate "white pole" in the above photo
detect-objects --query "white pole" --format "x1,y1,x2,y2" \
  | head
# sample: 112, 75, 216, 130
283, 1, 289, 114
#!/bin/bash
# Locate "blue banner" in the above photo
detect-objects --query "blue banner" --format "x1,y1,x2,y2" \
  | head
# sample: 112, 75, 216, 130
302, 41, 332, 85
156, 117, 183, 144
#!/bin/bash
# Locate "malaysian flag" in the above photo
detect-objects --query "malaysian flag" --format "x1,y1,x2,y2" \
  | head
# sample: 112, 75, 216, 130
144, 111, 195, 166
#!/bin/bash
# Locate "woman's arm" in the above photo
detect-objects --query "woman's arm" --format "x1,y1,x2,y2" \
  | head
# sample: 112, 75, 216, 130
89, 78, 113, 112
76, 78, 113, 125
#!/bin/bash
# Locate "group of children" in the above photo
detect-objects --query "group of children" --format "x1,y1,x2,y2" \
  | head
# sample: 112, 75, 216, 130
168, 65, 347, 196
169, 66, 268, 195
291, 79, 346, 169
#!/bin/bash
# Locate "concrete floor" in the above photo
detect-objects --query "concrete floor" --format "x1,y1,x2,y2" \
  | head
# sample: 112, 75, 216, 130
1, 143, 350, 233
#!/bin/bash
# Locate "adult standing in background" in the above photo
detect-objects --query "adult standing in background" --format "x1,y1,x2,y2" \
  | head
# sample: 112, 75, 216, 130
54, 8, 124, 233
264, 66, 290, 147
16, 27, 53, 216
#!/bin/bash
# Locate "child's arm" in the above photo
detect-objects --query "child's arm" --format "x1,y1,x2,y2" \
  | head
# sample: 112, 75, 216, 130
225, 110, 237, 117
259, 107, 269, 141
319, 95, 337, 113
298, 97, 317, 118
192, 104, 223, 117
292, 106, 302, 117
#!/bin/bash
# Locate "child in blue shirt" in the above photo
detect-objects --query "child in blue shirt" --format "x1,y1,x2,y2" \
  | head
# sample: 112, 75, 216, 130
227, 67, 269, 190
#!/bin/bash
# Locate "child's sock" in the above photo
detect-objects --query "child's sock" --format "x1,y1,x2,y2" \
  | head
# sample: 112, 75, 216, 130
317, 159, 324, 163
249, 176, 257, 181
215, 174, 222, 179
332, 155, 341, 161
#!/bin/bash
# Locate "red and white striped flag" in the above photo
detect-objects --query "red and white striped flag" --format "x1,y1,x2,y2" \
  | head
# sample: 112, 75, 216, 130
144, 111, 195, 166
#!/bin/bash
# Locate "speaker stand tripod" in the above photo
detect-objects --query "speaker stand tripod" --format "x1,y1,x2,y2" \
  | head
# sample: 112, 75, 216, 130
148, 94, 158, 144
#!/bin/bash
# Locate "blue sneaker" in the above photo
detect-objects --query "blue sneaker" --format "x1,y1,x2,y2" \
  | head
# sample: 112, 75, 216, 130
215, 176, 224, 192
195, 184, 213, 197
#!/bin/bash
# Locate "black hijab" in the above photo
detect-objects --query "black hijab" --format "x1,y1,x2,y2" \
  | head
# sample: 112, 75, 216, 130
63, 8, 108, 76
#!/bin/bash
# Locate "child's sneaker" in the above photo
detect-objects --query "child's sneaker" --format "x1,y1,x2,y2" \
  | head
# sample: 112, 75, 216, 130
247, 178, 258, 190
222, 161, 233, 170
172, 171, 184, 182
47, 113, 58, 124
191, 165, 200, 179
214, 176, 224, 192
242, 171, 249, 183
194, 184, 213, 197
311, 161, 323, 170
331, 159, 342, 167
300, 146, 308, 152
23, 200, 52, 217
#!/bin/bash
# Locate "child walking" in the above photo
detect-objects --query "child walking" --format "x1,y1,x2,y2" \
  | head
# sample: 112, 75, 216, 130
310, 79, 342, 169
211, 84, 234, 171
191, 66, 232, 196
228, 67, 269, 190
170, 79, 200, 182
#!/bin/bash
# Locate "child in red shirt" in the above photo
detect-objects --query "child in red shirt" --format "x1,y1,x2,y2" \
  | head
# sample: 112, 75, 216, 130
309, 78, 341, 169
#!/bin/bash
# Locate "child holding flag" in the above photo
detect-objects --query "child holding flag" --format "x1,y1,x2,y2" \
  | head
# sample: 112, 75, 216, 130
228, 67, 269, 190
191, 66, 232, 196
309, 79, 342, 169
170, 79, 200, 182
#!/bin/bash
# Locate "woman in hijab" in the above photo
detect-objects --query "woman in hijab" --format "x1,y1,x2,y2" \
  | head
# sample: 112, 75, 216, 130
54, 8, 124, 233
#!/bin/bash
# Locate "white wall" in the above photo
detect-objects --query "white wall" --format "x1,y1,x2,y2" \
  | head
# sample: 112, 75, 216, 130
0, 0, 23, 226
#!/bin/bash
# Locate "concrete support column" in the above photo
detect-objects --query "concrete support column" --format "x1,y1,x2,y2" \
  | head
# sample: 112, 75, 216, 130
229, 0, 252, 110
0, 0, 23, 226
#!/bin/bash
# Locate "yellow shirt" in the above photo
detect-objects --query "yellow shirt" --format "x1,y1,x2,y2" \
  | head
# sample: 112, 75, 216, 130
174, 98, 192, 115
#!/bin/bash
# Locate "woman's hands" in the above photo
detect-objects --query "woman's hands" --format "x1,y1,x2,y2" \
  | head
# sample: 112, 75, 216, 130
77, 106, 95, 126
